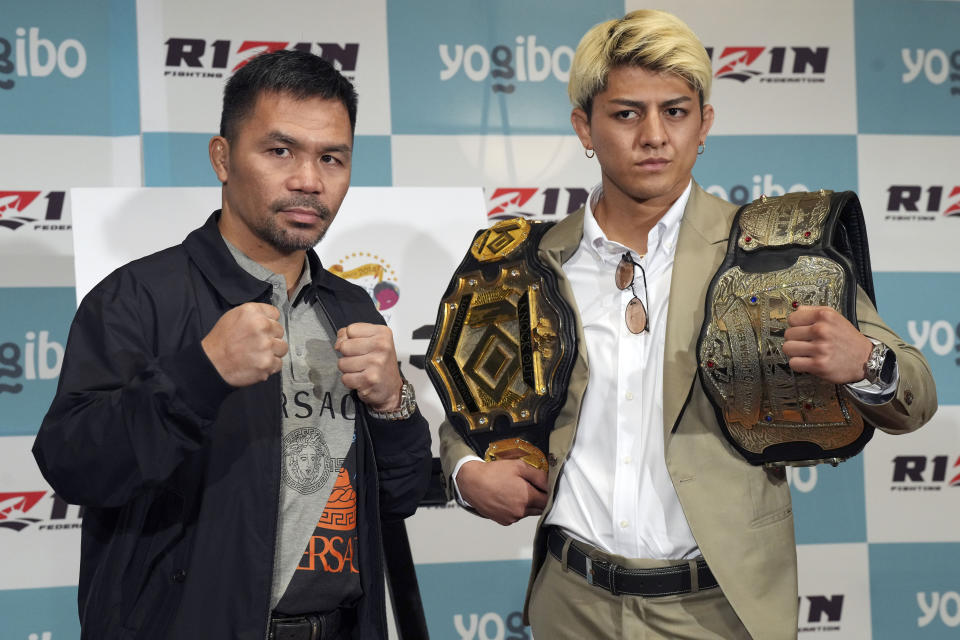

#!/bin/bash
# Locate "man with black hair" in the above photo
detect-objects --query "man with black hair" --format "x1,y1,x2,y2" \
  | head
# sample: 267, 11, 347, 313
34, 50, 431, 640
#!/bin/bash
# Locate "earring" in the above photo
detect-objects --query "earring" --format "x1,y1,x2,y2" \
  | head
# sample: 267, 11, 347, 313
585, 148, 595, 158
697, 142, 705, 156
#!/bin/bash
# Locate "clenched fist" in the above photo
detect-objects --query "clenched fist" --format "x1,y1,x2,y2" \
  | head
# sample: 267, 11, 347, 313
201, 303, 288, 387
783, 305, 874, 384
457, 459, 548, 526
334, 322, 403, 411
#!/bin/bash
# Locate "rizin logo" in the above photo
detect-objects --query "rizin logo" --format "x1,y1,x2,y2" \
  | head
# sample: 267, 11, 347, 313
485, 187, 588, 221
328, 252, 400, 322
798, 594, 844, 634
890, 455, 960, 491
0, 491, 82, 532
0, 27, 87, 90
885, 184, 960, 221
0, 190, 67, 231
439, 36, 574, 93
163, 38, 358, 79
706, 46, 829, 84
901, 48, 960, 97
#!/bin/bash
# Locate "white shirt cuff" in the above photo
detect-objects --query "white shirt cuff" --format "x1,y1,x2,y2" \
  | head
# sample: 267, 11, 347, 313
451, 455, 484, 508
845, 360, 899, 404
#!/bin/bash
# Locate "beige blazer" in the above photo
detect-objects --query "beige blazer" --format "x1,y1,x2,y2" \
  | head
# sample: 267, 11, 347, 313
439, 183, 937, 639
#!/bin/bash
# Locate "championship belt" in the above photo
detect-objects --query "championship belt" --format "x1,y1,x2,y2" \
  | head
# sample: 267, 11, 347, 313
697, 190, 877, 467
426, 218, 578, 471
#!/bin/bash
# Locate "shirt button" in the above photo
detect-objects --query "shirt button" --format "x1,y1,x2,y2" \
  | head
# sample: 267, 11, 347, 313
625, 391, 634, 401
623, 456, 632, 465
619, 520, 629, 529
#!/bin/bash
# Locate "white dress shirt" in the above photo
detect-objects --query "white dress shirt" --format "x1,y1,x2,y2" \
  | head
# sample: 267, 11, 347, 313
542, 181, 699, 559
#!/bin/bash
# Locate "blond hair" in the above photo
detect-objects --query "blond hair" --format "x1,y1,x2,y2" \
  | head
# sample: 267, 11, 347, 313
568, 10, 712, 116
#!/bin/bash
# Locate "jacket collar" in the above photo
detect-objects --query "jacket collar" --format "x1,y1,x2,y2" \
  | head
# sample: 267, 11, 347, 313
183, 211, 347, 314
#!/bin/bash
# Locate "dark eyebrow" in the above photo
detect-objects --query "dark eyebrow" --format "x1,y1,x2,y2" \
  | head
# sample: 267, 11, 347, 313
609, 96, 693, 110
263, 131, 298, 147
262, 131, 352, 155
322, 143, 353, 156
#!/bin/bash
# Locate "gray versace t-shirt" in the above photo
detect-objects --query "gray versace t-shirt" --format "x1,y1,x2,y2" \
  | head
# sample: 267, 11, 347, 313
223, 240, 361, 612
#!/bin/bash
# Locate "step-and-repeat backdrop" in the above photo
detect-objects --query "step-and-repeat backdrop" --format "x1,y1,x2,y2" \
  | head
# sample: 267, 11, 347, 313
1, 0, 958, 638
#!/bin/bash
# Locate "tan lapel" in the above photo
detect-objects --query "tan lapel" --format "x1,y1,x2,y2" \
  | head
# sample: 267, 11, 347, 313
537, 210, 589, 470
662, 183, 737, 444
538, 209, 589, 370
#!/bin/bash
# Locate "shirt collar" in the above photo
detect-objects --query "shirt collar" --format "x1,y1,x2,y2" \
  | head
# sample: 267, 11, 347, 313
582, 180, 692, 264
221, 235, 312, 304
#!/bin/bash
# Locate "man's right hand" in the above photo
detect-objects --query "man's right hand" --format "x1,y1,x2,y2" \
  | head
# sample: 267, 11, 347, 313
201, 303, 288, 387
456, 459, 548, 526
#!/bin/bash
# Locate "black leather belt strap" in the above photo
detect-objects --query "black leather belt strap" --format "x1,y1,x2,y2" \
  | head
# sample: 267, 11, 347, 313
269, 608, 351, 640
547, 528, 719, 597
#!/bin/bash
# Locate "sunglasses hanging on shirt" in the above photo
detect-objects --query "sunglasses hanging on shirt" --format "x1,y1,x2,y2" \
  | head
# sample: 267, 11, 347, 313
615, 252, 650, 334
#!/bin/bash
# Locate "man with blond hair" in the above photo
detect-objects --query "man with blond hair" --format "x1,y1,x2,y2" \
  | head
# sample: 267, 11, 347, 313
440, 10, 935, 638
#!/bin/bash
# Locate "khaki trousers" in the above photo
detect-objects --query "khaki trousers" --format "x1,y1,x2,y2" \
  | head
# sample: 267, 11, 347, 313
528, 545, 752, 639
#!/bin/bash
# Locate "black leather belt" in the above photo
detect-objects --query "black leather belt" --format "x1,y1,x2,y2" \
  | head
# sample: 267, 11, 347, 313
548, 528, 719, 597
268, 608, 351, 640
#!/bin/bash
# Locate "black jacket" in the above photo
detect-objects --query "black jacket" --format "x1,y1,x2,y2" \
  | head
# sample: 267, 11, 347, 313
33, 212, 432, 639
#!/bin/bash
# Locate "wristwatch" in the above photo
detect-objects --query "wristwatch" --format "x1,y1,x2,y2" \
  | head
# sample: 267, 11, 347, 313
863, 340, 896, 385
367, 379, 417, 420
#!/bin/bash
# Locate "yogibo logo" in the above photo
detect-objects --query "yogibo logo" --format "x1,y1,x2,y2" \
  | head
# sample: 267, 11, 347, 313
901, 48, 960, 97
704, 174, 809, 205
0, 27, 87, 90
0, 331, 64, 395
439, 36, 574, 93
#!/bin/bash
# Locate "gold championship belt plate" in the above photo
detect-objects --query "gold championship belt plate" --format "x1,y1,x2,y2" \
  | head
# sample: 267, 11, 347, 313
426, 219, 578, 470
697, 191, 877, 467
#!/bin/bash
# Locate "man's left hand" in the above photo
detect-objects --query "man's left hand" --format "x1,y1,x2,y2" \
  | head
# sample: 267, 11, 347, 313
335, 323, 403, 411
782, 305, 873, 384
